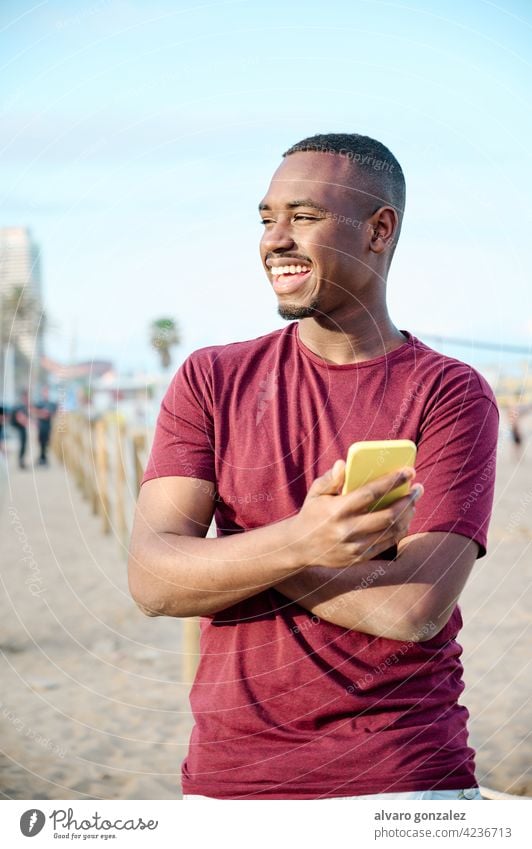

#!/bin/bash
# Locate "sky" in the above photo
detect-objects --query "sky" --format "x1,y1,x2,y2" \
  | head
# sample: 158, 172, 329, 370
1, 0, 531, 376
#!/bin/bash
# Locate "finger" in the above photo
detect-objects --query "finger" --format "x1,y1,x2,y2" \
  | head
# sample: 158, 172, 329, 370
306, 459, 346, 498
350, 529, 400, 561
385, 484, 424, 523
342, 499, 416, 538
376, 493, 422, 544
340, 466, 416, 513
342, 486, 423, 542
345, 513, 408, 544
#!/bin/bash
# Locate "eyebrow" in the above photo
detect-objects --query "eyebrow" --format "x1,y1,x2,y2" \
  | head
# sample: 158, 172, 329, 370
258, 198, 328, 213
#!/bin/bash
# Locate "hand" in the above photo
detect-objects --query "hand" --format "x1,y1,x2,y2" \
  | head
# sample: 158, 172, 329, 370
291, 460, 424, 569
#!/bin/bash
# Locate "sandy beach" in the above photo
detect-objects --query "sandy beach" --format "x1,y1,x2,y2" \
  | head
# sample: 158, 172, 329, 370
1, 418, 531, 800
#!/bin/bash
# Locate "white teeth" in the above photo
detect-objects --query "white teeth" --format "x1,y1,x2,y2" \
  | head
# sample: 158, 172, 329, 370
270, 265, 310, 276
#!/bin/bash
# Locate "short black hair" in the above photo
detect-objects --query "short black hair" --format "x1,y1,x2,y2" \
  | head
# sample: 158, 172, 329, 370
283, 133, 406, 233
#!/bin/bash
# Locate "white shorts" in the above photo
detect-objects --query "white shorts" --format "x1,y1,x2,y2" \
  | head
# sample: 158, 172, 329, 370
183, 787, 483, 800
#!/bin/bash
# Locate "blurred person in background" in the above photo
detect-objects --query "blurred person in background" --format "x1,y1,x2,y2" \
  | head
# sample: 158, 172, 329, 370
33, 385, 57, 466
0, 401, 6, 455
507, 392, 532, 456
10, 389, 30, 470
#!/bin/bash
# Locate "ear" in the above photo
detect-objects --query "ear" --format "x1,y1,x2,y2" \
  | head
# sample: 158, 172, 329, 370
368, 206, 399, 256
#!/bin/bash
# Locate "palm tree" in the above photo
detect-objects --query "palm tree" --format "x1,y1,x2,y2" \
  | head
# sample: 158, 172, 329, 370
149, 317, 180, 370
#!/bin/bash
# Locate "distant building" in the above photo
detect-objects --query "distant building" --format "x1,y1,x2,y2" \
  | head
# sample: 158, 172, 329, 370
0, 226, 45, 399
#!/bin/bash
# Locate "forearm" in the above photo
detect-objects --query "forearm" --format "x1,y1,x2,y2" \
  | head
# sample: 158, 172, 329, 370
128, 516, 304, 618
275, 557, 434, 641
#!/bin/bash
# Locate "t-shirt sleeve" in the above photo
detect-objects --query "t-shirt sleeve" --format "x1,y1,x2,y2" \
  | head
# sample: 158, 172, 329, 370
141, 352, 216, 486
406, 374, 499, 558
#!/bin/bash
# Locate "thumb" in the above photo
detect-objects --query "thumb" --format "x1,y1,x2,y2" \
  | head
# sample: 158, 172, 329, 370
307, 459, 346, 498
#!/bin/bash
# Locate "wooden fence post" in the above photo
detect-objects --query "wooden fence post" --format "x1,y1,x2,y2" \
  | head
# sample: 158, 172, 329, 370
94, 418, 111, 534
183, 619, 201, 684
115, 418, 128, 550
53, 410, 204, 686
132, 432, 147, 494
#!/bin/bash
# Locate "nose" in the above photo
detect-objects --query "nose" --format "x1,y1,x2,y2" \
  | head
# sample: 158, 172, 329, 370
261, 219, 296, 253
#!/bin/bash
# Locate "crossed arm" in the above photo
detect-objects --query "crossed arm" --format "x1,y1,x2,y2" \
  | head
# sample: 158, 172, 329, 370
127, 468, 478, 642
275, 531, 478, 640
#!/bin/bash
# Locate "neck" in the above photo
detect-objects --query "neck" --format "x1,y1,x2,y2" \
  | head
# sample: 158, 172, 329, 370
297, 305, 406, 365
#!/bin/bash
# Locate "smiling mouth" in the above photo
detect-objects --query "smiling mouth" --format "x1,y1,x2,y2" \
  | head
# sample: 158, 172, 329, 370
270, 263, 311, 277
269, 263, 313, 294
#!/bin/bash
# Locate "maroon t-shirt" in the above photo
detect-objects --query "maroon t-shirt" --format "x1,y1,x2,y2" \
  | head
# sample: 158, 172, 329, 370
142, 324, 499, 799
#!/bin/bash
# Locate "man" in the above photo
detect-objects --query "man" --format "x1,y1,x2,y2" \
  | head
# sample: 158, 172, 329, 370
33, 385, 57, 466
128, 133, 498, 800
10, 389, 30, 469
0, 401, 6, 455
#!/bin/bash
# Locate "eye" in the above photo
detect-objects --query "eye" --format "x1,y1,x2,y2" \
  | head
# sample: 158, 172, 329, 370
259, 218, 274, 226
294, 214, 319, 222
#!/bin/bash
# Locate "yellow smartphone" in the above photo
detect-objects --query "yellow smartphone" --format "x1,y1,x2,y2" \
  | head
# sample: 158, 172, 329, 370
342, 439, 417, 510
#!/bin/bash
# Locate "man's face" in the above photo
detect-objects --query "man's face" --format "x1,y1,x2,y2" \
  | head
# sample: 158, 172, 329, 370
259, 151, 376, 321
